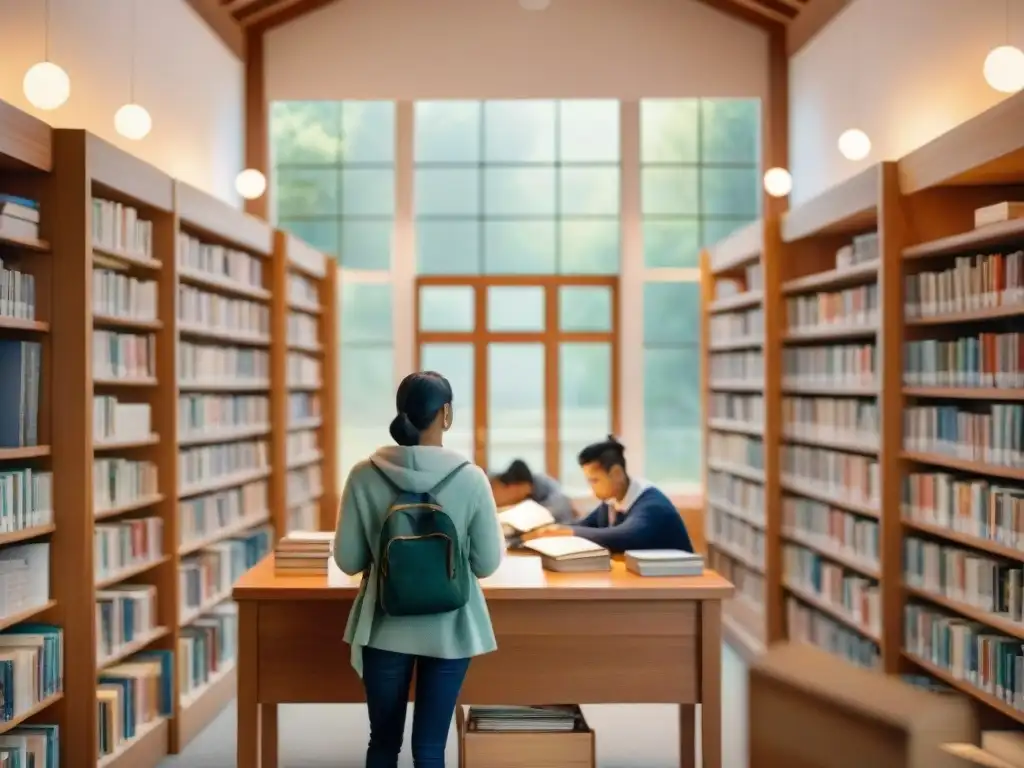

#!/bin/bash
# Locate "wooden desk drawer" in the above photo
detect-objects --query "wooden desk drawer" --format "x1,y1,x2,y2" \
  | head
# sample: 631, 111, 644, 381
458, 705, 595, 768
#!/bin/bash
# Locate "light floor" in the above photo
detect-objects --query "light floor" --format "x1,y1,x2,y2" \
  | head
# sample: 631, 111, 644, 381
159, 644, 747, 768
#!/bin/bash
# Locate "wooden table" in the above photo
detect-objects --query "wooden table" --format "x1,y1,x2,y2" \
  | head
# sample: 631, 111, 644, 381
232, 554, 734, 768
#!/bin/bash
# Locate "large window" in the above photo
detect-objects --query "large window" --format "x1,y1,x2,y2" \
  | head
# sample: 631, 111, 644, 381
272, 101, 397, 478
640, 99, 760, 487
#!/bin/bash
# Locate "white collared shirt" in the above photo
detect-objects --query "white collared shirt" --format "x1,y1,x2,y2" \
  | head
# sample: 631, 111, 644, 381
609, 477, 650, 523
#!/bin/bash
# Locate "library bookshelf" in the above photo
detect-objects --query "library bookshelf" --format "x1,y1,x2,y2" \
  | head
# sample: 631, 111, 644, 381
0, 96, 340, 767
270, 231, 339, 535
702, 89, 1024, 732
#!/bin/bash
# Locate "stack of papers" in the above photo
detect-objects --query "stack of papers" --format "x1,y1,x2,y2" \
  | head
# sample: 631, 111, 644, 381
275, 531, 334, 576
498, 500, 555, 534
522, 537, 610, 572
625, 549, 704, 577
468, 705, 581, 733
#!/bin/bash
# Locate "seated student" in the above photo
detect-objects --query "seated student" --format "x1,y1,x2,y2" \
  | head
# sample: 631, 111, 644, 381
491, 459, 576, 525
523, 435, 693, 554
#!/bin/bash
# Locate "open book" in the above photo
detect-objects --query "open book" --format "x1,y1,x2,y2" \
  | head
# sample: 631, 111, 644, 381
498, 499, 556, 534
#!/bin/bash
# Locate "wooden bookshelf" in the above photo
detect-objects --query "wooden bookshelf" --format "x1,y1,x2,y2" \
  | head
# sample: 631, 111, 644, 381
171, 179, 276, 751
271, 231, 338, 533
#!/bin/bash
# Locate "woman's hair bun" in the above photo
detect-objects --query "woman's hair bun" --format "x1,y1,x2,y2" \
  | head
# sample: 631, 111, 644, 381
389, 412, 421, 447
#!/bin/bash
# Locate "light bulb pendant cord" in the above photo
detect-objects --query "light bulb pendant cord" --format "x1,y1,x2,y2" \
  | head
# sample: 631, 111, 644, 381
43, 0, 51, 61
129, 0, 138, 102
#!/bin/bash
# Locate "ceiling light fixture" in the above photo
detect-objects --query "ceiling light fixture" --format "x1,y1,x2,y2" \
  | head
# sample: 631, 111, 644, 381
763, 167, 793, 198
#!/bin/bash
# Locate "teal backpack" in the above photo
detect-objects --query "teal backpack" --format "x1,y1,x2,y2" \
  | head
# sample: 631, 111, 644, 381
370, 461, 471, 616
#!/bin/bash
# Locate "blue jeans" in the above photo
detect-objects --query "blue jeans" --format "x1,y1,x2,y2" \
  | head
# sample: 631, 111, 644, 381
361, 646, 471, 768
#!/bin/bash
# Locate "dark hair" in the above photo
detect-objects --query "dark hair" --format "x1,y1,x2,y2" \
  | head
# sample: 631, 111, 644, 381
389, 371, 453, 447
498, 459, 533, 486
577, 435, 626, 472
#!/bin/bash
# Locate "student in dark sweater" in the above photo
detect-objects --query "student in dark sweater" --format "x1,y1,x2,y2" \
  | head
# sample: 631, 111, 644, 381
490, 459, 576, 525
523, 436, 693, 554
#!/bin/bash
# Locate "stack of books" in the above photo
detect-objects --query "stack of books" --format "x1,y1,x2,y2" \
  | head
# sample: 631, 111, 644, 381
0, 195, 40, 242
625, 549, 704, 577
274, 531, 334, 576
522, 537, 610, 572
467, 705, 581, 733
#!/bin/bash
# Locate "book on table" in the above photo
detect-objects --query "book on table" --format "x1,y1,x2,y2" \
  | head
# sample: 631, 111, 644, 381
624, 549, 704, 577
521, 537, 610, 572
274, 530, 334, 575
498, 500, 555, 535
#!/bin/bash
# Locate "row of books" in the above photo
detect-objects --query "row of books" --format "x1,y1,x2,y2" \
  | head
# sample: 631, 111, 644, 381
178, 440, 268, 491
178, 343, 269, 387
179, 527, 272, 621
903, 332, 1024, 389
178, 395, 269, 435
707, 470, 764, 521
93, 331, 154, 381
709, 350, 763, 382
93, 396, 152, 444
0, 258, 37, 321
288, 501, 319, 533
782, 343, 876, 388
708, 307, 763, 341
708, 434, 764, 472
710, 393, 763, 424
0, 622, 63, 724
92, 198, 153, 259
287, 353, 321, 387
178, 480, 268, 549
782, 446, 880, 506
93, 458, 157, 514
288, 393, 321, 424
785, 545, 881, 636
288, 273, 320, 307
904, 602, 1022, 714
287, 313, 320, 348
839, 232, 879, 268
0, 467, 52, 533
94, 517, 163, 584
0, 543, 49, 619
178, 286, 269, 338
177, 233, 264, 292
783, 496, 880, 567
783, 396, 878, 446
903, 403, 1024, 468
904, 536, 1023, 620
97, 649, 172, 759
180, 602, 238, 700
0, 340, 41, 449
286, 430, 319, 460
902, 472, 1024, 552
92, 268, 156, 322
787, 597, 880, 671
904, 251, 1024, 319
785, 284, 879, 333
710, 508, 764, 569
709, 548, 764, 607
96, 584, 158, 663
287, 464, 322, 508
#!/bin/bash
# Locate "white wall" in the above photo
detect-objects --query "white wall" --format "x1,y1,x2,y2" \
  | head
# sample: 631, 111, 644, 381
789, 0, 1015, 204
0, 0, 244, 205
265, 0, 769, 100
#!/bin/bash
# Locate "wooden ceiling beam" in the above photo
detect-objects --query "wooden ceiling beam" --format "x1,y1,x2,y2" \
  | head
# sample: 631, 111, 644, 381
723, 0, 793, 24
698, 0, 786, 31
787, 0, 852, 54
184, 0, 246, 59
247, 0, 341, 33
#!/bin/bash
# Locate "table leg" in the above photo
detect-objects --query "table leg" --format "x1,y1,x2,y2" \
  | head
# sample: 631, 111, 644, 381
679, 704, 697, 768
700, 601, 722, 768
238, 602, 261, 768
261, 704, 279, 768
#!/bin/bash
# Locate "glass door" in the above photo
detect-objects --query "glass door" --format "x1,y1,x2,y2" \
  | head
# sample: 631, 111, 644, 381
415, 276, 618, 480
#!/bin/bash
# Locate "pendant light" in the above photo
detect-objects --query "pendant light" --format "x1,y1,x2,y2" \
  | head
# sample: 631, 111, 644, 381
984, 0, 1024, 93
235, 169, 268, 200
763, 167, 793, 198
115, 0, 152, 141
23, 0, 70, 111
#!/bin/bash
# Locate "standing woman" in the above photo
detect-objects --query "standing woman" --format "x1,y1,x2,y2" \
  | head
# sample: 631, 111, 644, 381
333, 371, 505, 768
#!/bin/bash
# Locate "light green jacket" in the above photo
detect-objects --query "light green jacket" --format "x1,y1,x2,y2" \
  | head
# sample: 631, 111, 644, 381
334, 445, 505, 676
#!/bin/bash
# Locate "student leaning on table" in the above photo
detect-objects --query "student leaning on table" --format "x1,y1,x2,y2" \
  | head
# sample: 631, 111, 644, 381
333, 370, 505, 768
522, 435, 694, 554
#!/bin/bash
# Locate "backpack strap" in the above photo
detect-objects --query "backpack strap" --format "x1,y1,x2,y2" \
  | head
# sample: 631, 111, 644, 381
428, 461, 470, 497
